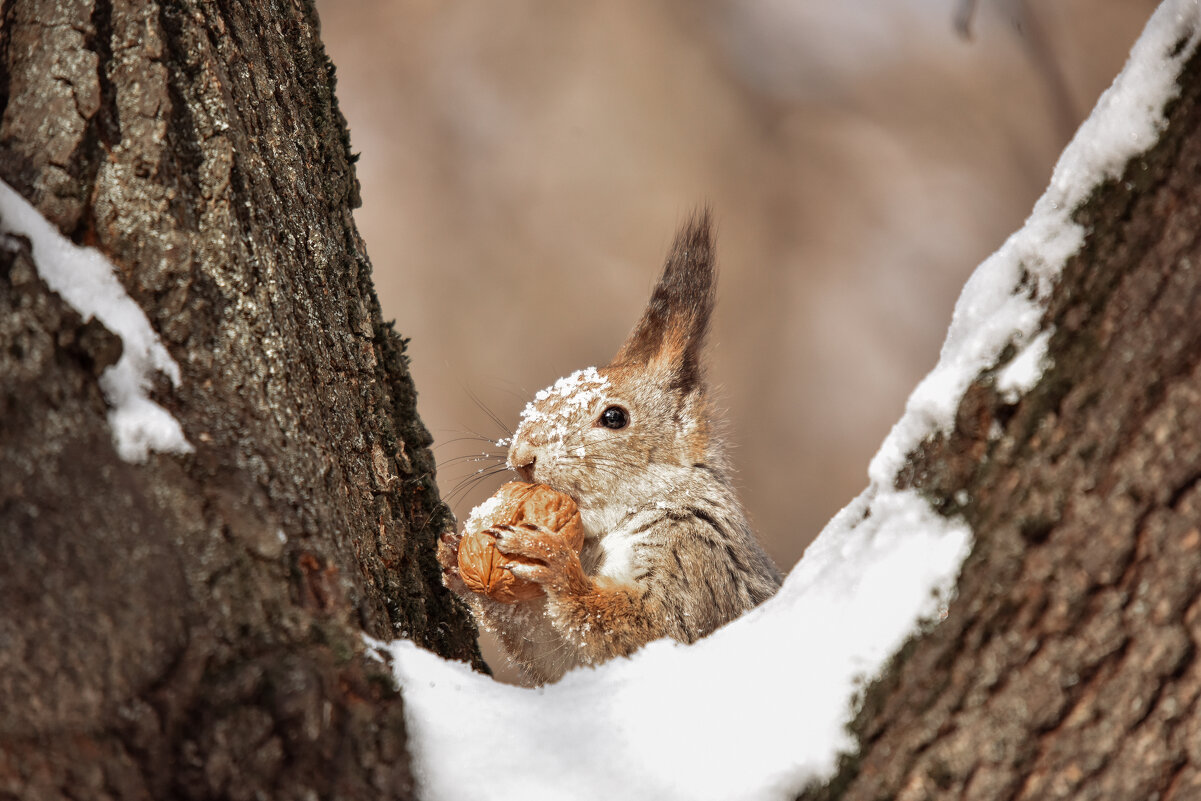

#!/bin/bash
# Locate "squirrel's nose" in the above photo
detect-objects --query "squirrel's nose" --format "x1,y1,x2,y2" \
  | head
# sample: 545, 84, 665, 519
508, 443, 536, 483
515, 459, 536, 483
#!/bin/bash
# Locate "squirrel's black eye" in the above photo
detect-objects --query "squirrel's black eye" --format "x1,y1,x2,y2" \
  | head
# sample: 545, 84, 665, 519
599, 405, 629, 430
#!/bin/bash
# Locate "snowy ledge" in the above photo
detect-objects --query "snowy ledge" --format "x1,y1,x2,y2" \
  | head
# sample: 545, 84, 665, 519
0, 180, 192, 462
372, 4, 1201, 799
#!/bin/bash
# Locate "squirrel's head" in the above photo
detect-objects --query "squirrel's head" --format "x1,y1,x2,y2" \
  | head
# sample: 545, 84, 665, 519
507, 210, 719, 515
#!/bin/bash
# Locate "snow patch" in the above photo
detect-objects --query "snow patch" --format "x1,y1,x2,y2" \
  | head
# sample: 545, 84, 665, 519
508, 366, 610, 467
463, 492, 505, 532
0, 179, 192, 462
997, 330, 1053, 402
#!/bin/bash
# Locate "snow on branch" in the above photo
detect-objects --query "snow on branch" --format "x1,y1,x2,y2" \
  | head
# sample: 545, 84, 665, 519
0, 180, 192, 463
373, 3, 1201, 799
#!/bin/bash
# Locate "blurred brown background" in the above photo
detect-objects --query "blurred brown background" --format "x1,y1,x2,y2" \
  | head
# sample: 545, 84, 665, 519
317, 0, 1156, 670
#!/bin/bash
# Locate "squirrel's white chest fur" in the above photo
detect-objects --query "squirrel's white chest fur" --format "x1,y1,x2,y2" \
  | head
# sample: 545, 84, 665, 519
576, 461, 708, 580
579, 500, 668, 582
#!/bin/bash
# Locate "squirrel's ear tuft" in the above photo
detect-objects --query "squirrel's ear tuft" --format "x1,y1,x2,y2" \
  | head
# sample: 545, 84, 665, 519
608, 208, 716, 392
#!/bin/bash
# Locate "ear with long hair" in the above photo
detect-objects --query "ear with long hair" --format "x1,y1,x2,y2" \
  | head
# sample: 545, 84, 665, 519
608, 209, 716, 392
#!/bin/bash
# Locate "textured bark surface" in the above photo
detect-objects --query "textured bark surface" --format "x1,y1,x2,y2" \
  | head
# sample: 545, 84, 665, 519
0, 1, 481, 799
805, 34, 1201, 801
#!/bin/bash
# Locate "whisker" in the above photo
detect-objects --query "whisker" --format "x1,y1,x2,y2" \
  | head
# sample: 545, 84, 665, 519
443, 465, 513, 505
432, 433, 505, 451
466, 386, 514, 438
447, 423, 512, 450
443, 466, 507, 498
488, 378, 537, 405
437, 453, 508, 470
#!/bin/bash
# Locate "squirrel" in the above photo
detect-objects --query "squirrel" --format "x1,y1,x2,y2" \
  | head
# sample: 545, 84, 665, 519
437, 210, 783, 684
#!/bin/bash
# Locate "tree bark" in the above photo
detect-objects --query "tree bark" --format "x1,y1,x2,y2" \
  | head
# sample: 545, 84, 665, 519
0, 2, 481, 800
805, 27, 1201, 801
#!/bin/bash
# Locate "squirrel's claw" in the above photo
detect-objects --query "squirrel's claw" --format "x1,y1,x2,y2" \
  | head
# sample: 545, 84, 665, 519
491, 524, 589, 597
435, 528, 460, 569
490, 523, 563, 564
436, 527, 471, 596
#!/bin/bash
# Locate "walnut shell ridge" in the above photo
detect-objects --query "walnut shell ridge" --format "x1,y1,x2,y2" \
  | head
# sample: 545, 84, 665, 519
457, 482, 585, 604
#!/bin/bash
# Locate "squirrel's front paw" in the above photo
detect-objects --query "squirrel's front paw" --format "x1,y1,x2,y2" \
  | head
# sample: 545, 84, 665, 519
436, 528, 470, 595
490, 524, 590, 597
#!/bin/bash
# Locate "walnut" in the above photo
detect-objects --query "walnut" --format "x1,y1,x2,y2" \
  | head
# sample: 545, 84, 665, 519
457, 482, 585, 603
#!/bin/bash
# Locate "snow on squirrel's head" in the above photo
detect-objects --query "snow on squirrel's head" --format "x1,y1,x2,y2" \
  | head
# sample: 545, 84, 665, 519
506, 210, 721, 515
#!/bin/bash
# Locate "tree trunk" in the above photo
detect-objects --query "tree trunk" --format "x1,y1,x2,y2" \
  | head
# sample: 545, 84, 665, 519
0, 2, 481, 800
806, 26, 1201, 801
